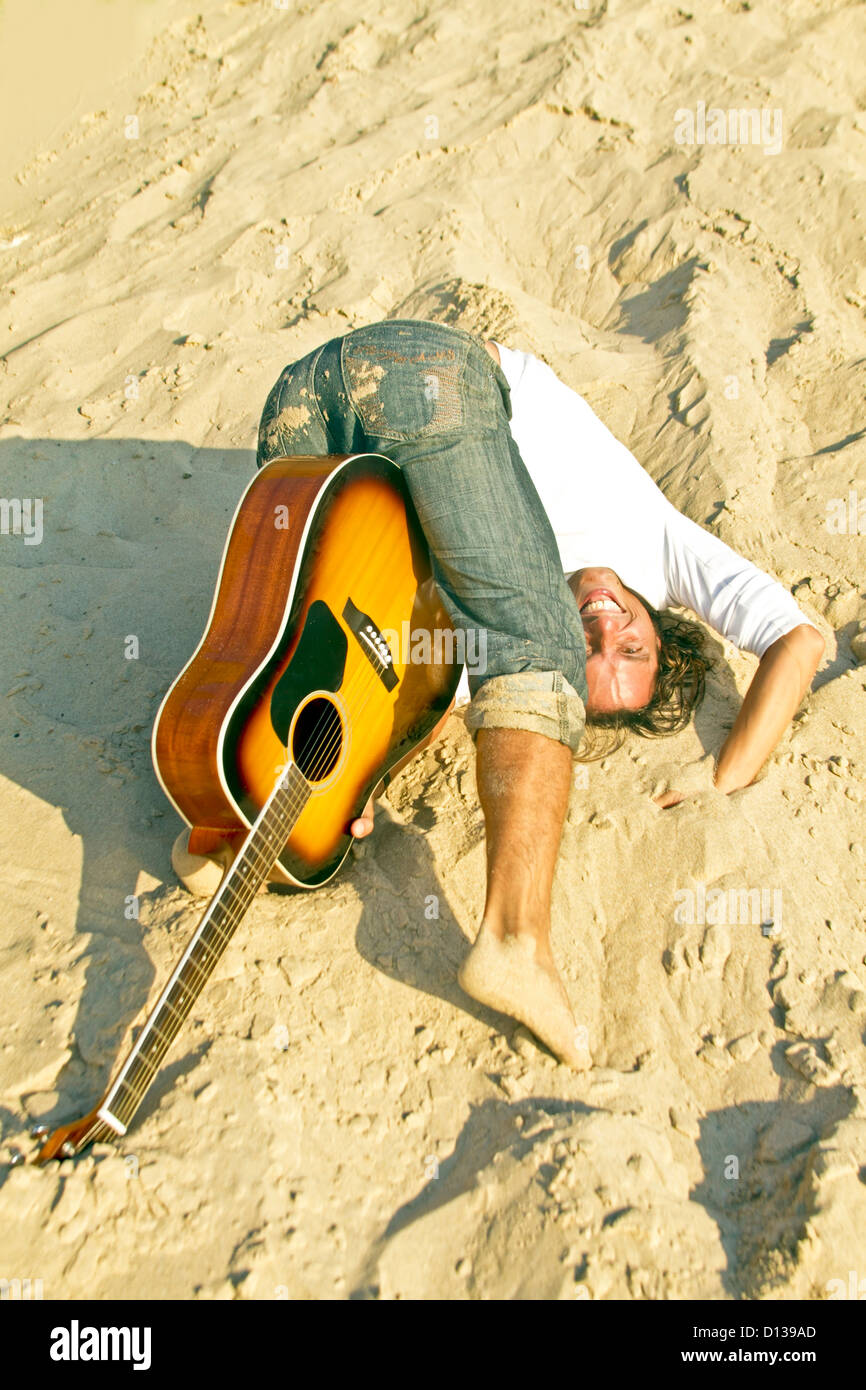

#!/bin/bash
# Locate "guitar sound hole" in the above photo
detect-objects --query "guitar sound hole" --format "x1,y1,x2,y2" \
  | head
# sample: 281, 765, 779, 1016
291, 697, 342, 782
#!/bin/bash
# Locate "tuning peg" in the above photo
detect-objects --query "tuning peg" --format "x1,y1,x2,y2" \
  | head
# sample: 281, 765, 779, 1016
29, 1123, 49, 1140
60, 1141, 77, 1158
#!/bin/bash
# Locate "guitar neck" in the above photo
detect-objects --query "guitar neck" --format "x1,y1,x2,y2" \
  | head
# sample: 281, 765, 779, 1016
93, 763, 310, 1142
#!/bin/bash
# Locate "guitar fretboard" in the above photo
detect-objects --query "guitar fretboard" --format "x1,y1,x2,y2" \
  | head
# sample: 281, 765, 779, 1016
95, 763, 311, 1138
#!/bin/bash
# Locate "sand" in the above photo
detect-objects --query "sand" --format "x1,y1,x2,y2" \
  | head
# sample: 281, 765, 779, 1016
1, 0, 865, 1300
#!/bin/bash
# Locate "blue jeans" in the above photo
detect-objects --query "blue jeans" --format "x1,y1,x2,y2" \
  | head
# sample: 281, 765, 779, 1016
256, 319, 587, 751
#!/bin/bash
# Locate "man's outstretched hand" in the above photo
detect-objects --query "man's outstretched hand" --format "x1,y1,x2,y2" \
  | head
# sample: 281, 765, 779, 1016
652, 753, 727, 808
653, 625, 825, 808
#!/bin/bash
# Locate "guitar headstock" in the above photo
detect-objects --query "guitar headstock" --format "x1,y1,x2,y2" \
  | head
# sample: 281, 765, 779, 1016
31, 1107, 106, 1165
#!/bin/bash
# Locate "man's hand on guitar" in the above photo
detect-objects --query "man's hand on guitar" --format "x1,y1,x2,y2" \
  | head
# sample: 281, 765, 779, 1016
350, 784, 382, 839
351, 700, 456, 839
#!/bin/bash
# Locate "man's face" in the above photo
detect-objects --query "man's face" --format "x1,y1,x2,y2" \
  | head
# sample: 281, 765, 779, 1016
569, 567, 660, 713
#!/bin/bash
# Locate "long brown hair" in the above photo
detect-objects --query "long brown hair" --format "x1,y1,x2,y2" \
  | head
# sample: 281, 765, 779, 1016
576, 598, 713, 762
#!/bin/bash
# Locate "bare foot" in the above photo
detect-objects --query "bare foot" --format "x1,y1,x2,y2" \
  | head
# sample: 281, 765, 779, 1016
458, 921, 592, 1071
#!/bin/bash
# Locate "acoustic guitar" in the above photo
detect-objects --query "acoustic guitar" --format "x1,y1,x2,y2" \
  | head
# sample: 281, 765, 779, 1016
34, 453, 460, 1162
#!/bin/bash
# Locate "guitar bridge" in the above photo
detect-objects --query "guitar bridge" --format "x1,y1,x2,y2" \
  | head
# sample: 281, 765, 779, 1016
342, 597, 398, 691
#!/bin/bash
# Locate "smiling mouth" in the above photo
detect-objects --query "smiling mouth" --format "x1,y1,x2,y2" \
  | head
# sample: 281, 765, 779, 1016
579, 590, 625, 615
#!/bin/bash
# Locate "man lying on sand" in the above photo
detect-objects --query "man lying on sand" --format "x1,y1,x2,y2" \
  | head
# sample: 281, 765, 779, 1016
173, 319, 824, 1069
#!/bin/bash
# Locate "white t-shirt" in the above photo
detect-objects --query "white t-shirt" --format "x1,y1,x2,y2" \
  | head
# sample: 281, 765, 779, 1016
453, 342, 815, 704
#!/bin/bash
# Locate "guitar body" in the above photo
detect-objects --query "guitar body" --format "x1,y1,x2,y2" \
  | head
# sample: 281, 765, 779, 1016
152, 453, 460, 888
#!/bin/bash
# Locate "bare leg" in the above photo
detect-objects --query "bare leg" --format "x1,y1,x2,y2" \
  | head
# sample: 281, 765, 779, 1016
457, 727, 591, 1070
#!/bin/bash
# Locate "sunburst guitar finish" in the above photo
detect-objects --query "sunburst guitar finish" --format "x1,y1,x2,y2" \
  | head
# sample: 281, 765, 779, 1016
33, 454, 460, 1163
153, 452, 460, 886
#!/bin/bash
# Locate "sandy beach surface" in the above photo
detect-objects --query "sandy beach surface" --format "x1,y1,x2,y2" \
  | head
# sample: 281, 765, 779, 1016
1, 0, 865, 1300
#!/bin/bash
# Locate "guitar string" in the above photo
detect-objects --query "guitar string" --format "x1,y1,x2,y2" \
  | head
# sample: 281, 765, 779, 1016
103, 555, 439, 1130
103, 777, 313, 1130
146, 607, 403, 1005
105, 718, 375, 1127
107, 619, 458, 1136
59, 496, 405, 1150
79, 531, 456, 1144
84, 687, 455, 1144
111, 769, 323, 1112
91, 671, 375, 1132
137, 528, 416, 1017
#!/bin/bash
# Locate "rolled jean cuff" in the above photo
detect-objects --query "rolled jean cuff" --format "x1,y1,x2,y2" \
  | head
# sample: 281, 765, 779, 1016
464, 671, 586, 754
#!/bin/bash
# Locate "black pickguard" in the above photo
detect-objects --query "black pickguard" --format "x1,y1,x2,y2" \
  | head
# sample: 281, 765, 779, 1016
223, 599, 347, 833
269, 600, 347, 743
